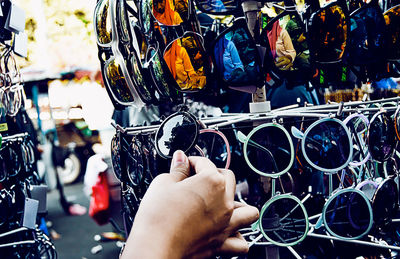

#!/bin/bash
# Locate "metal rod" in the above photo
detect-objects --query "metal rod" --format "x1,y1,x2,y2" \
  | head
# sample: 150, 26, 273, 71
308, 232, 400, 251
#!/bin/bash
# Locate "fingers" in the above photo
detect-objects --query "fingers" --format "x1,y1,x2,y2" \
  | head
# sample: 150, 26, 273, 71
227, 204, 259, 233
188, 156, 218, 175
169, 150, 190, 182
217, 232, 249, 255
218, 168, 236, 202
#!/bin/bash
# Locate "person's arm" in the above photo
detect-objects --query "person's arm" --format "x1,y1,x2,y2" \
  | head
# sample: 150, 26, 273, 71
121, 150, 259, 259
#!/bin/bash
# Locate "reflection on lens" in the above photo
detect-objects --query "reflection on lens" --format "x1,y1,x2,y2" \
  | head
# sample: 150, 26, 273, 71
265, 14, 310, 73
129, 52, 153, 102
155, 113, 198, 158
246, 125, 292, 176
148, 47, 172, 97
116, 0, 130, 42
310, 5, 347, 62
372, 179, 398, 226
260, 196, 308, 246
348, 6, 385, 64
324, 190, 372, 239
197, 0, 237, 13
141, 0, 152, 34
304, 120, 351, 171
368, 113, 395, 162
105, 59, 135, 103
164, 35, 207, 91
152, 0, 188, 25
111, 133, 122, 180
214, 26, 261, 86
95, 0, 112, 44
384, 5, 400, 60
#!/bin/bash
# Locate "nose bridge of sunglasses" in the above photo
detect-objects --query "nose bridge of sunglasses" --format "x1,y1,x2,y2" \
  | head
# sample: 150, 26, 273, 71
291, 126, 304, 139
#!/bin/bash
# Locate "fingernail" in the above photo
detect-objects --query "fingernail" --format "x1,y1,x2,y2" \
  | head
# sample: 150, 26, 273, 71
172, 150, 186, 167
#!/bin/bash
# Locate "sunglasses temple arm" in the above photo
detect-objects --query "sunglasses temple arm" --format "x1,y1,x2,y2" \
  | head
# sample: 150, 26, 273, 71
287, 246, 302, 259
247, 233, 264, 248
246, 139, 280, 174
0, 240, 36, 248
0, 227, 27, 238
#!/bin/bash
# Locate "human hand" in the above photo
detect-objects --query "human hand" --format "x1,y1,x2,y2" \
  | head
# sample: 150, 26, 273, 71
275, 55, 293, 71
121, 150, 259, 259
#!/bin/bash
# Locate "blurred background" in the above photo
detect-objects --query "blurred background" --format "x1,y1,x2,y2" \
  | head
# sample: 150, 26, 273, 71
14, 1, 120, 258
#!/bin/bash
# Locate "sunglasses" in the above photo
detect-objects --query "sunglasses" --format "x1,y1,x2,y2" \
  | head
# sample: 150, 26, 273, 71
149, 0, 211, 92
347, 2, 386, 66
212, 18, 264, 93
292, 118, 353, 173
367, 111, 396, 162
154, 110, 231, 167
237, 122, 294, 178
94, 0, 155, 108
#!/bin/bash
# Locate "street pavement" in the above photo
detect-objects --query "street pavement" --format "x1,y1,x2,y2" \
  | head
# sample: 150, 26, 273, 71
46, 182, 121, 259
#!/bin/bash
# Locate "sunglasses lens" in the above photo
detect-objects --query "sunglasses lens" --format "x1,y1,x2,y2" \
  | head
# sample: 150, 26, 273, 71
127, 138, 144, 186
111, 134, 122, 181
304, 120, 351, 171
129, 52, 153, 102
214, 26, 262, 87
246, 126, 292, 176
368, 113, 395, 162
373, 179, 398, 226
141, 0, 152, 34
265, 14, 310, 73
345, 116, 369, 164
311, 5, 347, 63
164, 35, 207, 91
325, 190, 371, 239
148, 47, 176, 98
155, 113, 197, 158
384, 5, 400, 60
349, 6, 385, 64
153, 0, 188, 25
197, 0, 237, 14
194, 131, 229, 168
105, 59, 135, 104
260, 196, 308, 246
116, 0, 130, 42
95, 0, 112, 45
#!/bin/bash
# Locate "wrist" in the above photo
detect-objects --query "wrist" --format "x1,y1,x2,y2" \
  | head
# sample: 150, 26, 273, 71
122, 223, 184, 259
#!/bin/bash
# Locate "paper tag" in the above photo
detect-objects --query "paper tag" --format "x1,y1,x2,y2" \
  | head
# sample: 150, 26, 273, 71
30, 185, 47, 214
5, 3, 25, 33
22, 198, 38, 229
0, 123, 8, 132
13, 31, 27, 57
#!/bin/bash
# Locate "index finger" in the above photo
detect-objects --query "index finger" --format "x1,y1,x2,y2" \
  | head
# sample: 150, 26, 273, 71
188, 156, 218, 176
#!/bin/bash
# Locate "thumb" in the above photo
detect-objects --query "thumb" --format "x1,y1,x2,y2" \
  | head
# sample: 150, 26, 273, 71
170, 150, 190, 182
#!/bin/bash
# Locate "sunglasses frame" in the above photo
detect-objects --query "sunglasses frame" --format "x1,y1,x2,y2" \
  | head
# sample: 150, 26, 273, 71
94, 0, 145, 108
342, 113, 371, 167
251, 193, 309, 247
292, 117, 353, 173
366, 110, 397, 163
239, 122, 295, 178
